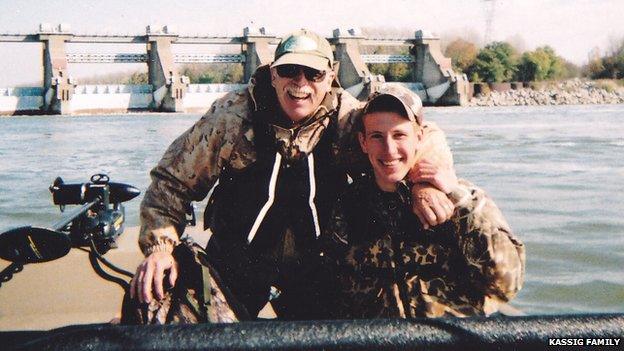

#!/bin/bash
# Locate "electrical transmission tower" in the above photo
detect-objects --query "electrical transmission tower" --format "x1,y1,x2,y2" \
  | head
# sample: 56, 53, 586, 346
483, 0, 497, 45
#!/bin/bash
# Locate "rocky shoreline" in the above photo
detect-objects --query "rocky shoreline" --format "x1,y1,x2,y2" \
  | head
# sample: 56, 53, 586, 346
469, 79, 624, 106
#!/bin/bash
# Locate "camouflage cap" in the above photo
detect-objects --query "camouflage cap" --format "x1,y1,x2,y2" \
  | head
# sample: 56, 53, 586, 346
363, 84, 424, 125
271, 29, 334, 71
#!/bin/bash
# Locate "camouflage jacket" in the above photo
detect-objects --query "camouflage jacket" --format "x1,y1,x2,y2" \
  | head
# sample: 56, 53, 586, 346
325, 177, 525, 318
139, 66, 453, 255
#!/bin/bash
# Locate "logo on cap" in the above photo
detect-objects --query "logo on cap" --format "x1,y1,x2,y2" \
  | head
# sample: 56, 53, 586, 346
282, 35, 318, 53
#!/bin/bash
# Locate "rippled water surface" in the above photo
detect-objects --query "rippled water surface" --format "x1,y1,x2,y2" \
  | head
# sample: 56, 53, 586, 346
1, 104, 623, 315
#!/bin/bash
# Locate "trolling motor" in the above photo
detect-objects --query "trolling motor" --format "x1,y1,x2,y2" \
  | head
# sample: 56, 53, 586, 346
0, 174, 140, 288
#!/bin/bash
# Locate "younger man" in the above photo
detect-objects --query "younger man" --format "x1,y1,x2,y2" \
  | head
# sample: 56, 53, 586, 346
324, 85, 525, 318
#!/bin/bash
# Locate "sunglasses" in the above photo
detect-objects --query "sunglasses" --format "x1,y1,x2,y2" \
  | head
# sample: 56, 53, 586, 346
275, 64, 327, 82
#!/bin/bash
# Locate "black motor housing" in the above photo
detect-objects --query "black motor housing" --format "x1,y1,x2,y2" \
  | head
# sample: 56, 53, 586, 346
50, 175, 140, 206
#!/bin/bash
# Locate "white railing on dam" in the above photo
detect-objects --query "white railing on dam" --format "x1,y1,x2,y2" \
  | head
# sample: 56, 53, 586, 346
1, 84, 251, 115
74, 84, 152, 95
184, 83, 247, 111
71, 84, 153, 112
187, 83, 247, 93
63, 83, 245, 113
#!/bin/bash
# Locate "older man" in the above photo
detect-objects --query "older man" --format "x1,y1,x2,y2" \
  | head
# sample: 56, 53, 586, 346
127, 29, 456, 322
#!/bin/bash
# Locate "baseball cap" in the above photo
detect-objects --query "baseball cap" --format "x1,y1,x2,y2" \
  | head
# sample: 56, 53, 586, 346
363, 84, 423, 125
271, 29, 334, 71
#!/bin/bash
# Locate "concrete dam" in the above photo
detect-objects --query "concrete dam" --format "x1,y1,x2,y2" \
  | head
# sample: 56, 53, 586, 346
0, 25, 469, 115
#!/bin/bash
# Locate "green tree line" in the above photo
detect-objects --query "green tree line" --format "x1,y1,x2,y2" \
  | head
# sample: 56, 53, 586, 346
584, 38, 624, 79
366, 38, 582, 83
444, 39, 580, 82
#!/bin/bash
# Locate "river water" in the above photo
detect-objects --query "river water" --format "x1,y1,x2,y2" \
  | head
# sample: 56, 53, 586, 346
1, 104, 623, 315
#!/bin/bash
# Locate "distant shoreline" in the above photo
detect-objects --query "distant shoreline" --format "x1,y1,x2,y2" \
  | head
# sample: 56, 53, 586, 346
468, 79, 624, 107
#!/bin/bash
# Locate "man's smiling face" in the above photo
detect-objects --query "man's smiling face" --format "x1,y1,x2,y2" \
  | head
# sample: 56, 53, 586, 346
358, 111, 422, 192
271, 64, 334, 123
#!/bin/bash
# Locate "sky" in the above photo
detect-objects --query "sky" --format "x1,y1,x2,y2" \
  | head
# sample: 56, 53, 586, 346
0, 0, 623, 86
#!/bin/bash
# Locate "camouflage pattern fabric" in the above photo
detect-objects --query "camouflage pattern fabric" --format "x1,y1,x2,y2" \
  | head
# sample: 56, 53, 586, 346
121, 241, 243, 324
364, 84, 424, 125
325, 178, 525, 319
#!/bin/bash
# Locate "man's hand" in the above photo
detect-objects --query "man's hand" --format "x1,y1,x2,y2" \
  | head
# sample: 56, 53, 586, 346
410, 159, 458, 194
130, 251, 178, 304
409, 159, 459, 228
411, 184, 455, 229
